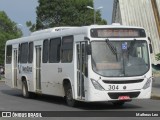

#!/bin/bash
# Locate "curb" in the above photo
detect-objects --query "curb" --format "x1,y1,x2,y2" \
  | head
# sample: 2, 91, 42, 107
151, 95, 160, 100
151, 94, 160, 100
0, 80, 5, 82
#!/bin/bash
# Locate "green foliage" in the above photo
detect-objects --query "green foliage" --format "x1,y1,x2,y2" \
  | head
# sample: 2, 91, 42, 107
156, 53, 160, 61
0, 11, 22, 65
26, 21, 32, 27
27, 0, 107, 31
26, 21, 36, 32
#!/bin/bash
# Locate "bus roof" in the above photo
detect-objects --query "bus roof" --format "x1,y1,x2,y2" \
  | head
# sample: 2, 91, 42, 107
6, 24, 145, 45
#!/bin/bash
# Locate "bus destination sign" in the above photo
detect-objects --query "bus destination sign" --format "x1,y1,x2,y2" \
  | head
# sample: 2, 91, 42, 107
90, 28, 146, 38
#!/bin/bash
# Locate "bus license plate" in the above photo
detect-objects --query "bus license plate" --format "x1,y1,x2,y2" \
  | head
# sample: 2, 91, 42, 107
118, 96, 130, 100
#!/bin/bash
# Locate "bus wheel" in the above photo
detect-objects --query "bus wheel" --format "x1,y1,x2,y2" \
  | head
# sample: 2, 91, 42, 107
112, 101, 125, 107
22, 80, 30, 98
65, 84, 77, 107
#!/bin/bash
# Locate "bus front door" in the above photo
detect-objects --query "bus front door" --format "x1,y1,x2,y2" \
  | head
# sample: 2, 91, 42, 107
77, 42, 87, 99
35, 46, 41, 92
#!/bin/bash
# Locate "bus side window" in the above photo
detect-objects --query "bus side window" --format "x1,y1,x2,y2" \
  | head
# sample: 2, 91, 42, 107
18, 44, 21, 63
28, 42, 33, 63
61, 36, 73, 63
43, 39, 49, 63
20, 43, 28, 63
6, 45, 12, 64
49, 37, 61, 63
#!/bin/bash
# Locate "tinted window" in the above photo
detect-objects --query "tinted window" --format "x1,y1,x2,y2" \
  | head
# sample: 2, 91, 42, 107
6, 45, 12, 64
49, 38, 61, 63
43, 39, 49, 63
61, 36, 73, 63
18, 44, 21, 63
28, 42, 33, 63
20, 43, 28, 63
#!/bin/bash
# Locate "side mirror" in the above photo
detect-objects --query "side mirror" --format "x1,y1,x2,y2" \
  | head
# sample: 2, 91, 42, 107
148, 37, 153, 54
86, 44, 91, 55
149, 44, 153, 54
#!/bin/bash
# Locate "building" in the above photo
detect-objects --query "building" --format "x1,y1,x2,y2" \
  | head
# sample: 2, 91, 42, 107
112, 0, 160, 64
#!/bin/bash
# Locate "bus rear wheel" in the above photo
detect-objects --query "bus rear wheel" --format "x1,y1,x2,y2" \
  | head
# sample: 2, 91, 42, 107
65, 84, 77, 107
22, 80, 35, 98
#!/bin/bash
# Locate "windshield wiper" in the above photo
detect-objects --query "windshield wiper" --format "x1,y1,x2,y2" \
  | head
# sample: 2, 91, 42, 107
105, 39, 118, 61
105, 39, 117, 55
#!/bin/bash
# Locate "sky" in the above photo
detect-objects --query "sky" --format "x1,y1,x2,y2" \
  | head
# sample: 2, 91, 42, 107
0, 0, 113, 36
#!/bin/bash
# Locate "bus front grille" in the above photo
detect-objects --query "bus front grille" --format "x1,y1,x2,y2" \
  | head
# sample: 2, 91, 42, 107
103, 79, 144, 84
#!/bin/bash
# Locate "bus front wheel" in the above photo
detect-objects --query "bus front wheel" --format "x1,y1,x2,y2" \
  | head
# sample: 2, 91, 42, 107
65, 84, 77, 107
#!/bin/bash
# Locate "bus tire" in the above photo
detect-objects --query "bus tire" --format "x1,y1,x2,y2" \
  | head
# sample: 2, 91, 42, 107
22, 80, 30, 98
112, 101, 125, 107
65, 84, 77, 107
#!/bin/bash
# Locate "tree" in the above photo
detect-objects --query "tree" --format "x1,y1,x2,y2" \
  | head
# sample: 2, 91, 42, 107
27, 0, 107, 31
26, 21, 36, 32
0, 11, 22, 65
156, 53, 160, 61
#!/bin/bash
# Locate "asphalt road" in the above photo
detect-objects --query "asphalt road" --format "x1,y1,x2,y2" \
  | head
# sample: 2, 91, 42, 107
0, 82, 160, 120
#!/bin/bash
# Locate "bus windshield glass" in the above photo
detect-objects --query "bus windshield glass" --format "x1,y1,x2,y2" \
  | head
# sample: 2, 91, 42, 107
91, 40, 149, 77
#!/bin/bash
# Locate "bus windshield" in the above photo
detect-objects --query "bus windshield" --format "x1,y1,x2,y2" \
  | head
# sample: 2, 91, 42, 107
91, 40, 150, 77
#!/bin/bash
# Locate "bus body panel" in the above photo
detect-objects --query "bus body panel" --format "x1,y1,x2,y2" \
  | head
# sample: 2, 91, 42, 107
4, 25, 152, 103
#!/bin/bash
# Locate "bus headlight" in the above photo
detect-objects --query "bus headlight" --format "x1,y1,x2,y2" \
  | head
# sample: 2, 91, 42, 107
91, 79, 105, 91
143, 77, 152, 89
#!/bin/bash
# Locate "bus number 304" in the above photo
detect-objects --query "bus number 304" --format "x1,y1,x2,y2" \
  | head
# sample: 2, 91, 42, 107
108, 85, 119, 90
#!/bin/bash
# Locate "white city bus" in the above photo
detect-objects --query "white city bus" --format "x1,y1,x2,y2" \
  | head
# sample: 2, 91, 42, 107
5, 24, 153, 107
